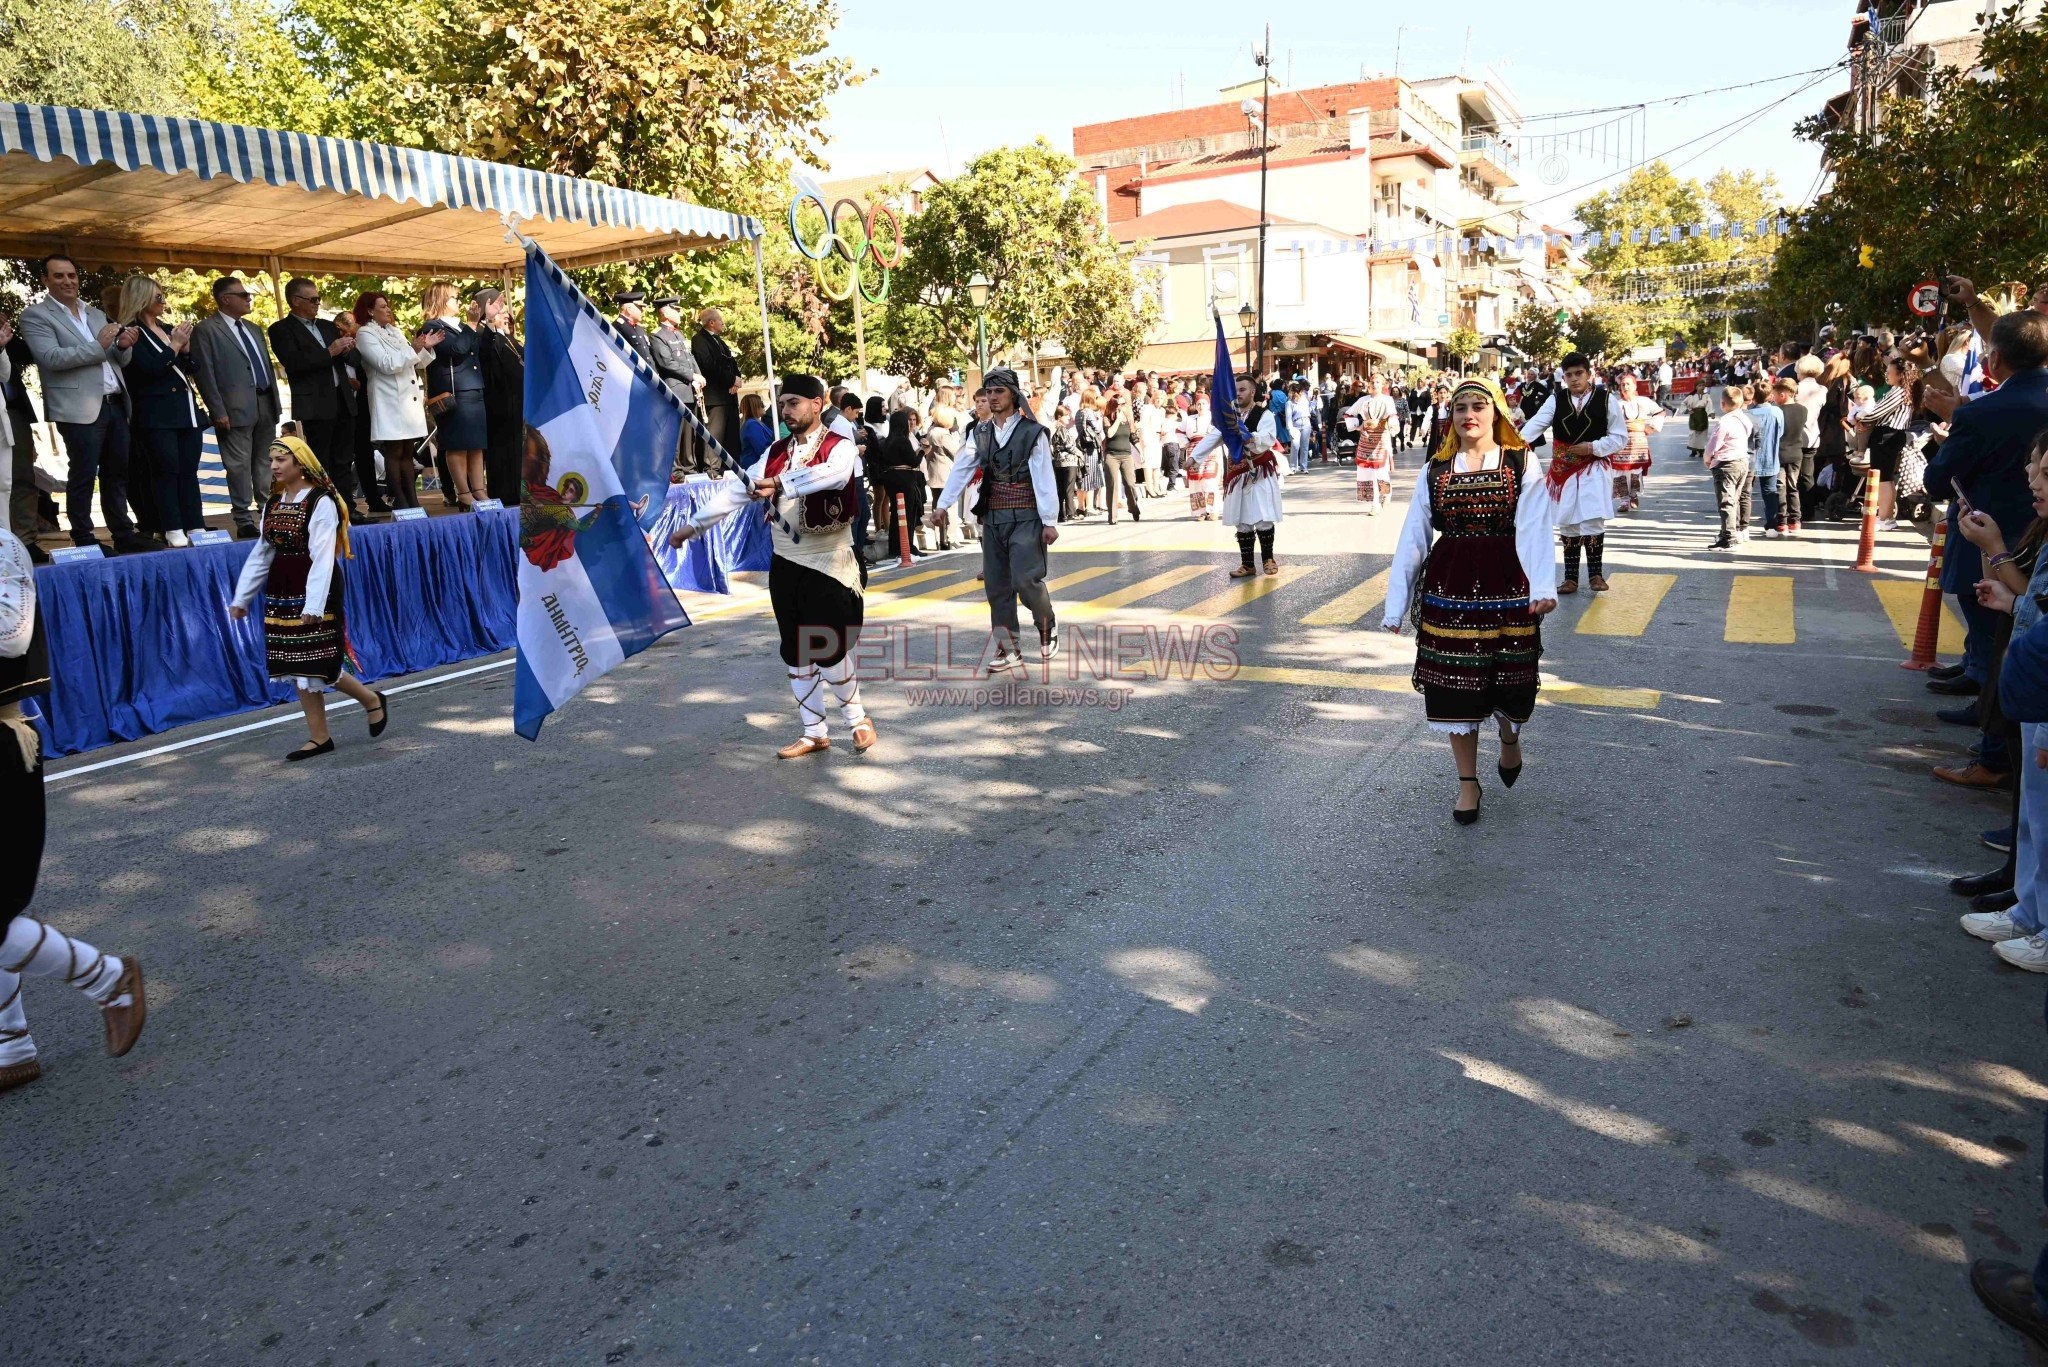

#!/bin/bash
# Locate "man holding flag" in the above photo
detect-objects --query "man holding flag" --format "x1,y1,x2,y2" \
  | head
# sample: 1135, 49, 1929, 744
671, 375, 877, 760
1185, 314, 1286, 577
514, 244, 692, 740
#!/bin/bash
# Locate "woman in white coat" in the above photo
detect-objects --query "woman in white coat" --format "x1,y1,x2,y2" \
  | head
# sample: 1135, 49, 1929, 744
351, 291, 438, 510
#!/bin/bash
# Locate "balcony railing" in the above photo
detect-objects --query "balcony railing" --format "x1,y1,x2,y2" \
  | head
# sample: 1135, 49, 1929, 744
1460, 133, 1520, 170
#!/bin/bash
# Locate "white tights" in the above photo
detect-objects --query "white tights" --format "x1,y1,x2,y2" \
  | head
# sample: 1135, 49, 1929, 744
0, 918, 125, 1066
788, 658, 866, 739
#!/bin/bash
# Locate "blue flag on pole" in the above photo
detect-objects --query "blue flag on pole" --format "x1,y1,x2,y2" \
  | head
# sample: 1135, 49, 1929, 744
1209, 310, 1245, 465
512, 241, 691, 740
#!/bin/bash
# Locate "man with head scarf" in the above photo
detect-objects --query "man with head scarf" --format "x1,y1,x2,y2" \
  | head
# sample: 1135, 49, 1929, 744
928, 366, 1060, 671
670, 375, 876, 759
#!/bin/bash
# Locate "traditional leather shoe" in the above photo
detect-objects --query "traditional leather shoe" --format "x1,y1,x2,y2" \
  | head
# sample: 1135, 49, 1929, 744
1971, 1258, 2048, 1350
1558, 579, 1578, 595
776, 735, 830, 760
1973, 887, 2020, 914
1589, 574, 1610, 591
1934, 761, 2010, 789
1229, 565, 1257, 578
1927, 675, 1982, 696
1952, 867, 2016, 897
0, 1058, 41, 1093
1929, 662, 1967, 681
1263, 558, 1280, 576
101, 958, 146, 1058
851, 719, 878, 754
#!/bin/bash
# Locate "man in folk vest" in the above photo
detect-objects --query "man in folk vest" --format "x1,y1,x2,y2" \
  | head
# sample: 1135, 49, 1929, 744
929, 366, 1060, 673
1518, 351, 1628, 593
669, 373, 876, 759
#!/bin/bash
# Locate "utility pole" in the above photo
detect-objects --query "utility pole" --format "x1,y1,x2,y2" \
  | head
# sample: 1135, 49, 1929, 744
1256, 23, 1271, 378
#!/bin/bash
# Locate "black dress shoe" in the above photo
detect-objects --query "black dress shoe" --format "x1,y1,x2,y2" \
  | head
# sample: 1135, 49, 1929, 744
236, 524, 261, 540
25, 543, 50, 565
1971, 1259, 2048, 1351
1951, 867, 2015, 897
1973, 887, 2020, 914
1927, 675, 1982, 696
1936, 704, 1980, 727
1929, 662, 1967, 680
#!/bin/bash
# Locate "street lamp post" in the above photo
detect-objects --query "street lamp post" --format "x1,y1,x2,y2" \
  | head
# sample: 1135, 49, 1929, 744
967, 271, 993, 379
1237, 301, 1256, 374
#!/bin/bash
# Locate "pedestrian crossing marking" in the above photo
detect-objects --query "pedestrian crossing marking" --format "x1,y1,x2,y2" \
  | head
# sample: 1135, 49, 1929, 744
1047, 566, 1117, 593
1300, 570, 1390, 626
1064, 564, 1215, 618
1179, 563, 1316, 621
1870, 579, 1967, 655
869, 569, 955, 596
1725, 575, 1796, 644
863, 569, 969, 618
920, 576, 999, 603
1575, 573, 1678, 637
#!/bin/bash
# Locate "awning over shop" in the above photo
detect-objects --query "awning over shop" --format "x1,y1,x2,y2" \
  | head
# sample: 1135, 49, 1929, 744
0, 103, 761, 275
1130, 336, 1236, 374
1325, 334, 1417, 365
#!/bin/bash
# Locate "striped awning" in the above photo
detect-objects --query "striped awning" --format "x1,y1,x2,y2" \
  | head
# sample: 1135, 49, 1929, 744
0, 103, 761, 276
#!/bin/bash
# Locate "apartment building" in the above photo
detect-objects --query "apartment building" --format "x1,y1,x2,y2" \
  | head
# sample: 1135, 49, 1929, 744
1816, 0, 2044, 141
1074, 69, 1571, 371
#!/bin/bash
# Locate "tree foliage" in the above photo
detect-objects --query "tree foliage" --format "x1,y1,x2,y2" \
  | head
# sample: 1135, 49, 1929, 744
877, 140, 1156, 385
1506, 298, 1568, 366
1443, 326, 1481, 368
1574, 161, 1782, 350
1764, 9, 2048, 335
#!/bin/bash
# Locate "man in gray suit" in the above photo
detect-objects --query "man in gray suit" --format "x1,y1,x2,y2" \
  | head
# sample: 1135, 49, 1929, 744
16, 253, 140, 552
189, 276, 281, 537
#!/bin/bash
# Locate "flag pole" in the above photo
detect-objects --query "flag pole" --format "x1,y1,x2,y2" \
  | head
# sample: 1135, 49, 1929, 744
753, 235, 781, 415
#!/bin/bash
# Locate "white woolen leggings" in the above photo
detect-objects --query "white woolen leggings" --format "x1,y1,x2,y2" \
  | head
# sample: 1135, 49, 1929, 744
0, 918, 125, 1066
788, 658, 866, 739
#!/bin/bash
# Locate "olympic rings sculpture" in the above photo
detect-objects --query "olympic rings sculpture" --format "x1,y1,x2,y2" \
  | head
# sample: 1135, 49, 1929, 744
787, 189, 904, 306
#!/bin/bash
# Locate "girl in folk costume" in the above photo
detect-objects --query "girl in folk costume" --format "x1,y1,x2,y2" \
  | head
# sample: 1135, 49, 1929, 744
1383, 379, 1559, 825
1183, 396, 1222, 520
1347, 374, 1399, 511
671, 375, 877, 759
1187, 374, 1287, 577
229, 436, 391, 761
1612, 372, 1666, 513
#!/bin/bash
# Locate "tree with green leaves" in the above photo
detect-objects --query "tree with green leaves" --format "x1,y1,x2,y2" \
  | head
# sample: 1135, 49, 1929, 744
1569, 305, 1634, 362
1764, 10, 2048, 335
1506, 299, 1568, 366
1575, 161, 1782, 350
1443, 326, 1481, 371
876, 140, 1155, 386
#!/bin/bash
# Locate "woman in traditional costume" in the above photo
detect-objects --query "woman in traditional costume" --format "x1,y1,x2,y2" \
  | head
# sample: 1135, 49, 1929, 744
229, 436, 390, 760
1384, 379, 1558, 824
1612, 371, 1665, 513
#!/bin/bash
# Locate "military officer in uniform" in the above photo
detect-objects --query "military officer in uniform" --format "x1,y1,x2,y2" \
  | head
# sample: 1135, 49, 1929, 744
611, 290, 653, 364
648, 297, 706, 475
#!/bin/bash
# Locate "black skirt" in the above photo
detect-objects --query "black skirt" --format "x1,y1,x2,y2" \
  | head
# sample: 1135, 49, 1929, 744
769, 556, 863, 668
434, 391, 489, 451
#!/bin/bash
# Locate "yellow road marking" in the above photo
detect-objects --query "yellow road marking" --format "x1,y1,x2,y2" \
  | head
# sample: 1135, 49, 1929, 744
1576, 573, 1677, 637
1870, 579, 1967, 654
1725, 576, 1795, 644
1047, 566, 1117, 593
1064, 564, 1215, 618
1180, 563, 1316, 621
870, 569, 955, 596
1300, 570, 1390, 626
1112, 658, 1659, 709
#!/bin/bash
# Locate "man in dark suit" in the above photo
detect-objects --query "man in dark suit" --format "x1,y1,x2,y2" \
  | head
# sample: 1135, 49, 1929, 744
267, 278, 365, 512
647, 297, 705, 474
612, 291, 653, 364
1, 316, 41, 555
692, 306, 742, 461
1923, 308, 2048, 787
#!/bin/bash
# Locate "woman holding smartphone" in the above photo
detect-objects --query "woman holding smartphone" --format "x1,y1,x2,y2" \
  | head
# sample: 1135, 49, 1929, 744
421, 282, 489, 510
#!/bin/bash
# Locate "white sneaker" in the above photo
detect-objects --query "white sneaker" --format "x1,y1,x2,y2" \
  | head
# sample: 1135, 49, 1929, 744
1763, 528, 1781, 539
1962, 910, 2025, 943
1735, 529, 1750, 544
1878, 519, 1899, 531
164, 529, 190, 548
987, 650, 1025, 676
1995, 934, 2048, 972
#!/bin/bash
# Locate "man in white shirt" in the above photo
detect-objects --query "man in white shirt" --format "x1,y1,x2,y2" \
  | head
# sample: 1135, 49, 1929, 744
16, 253, 140, 551
1654, 359, 1675, 411
930, 366, 1061, 672
1518, 351, 1628, 592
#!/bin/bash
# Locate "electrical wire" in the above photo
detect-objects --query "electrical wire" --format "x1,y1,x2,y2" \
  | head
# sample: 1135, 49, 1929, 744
1518, 65, 1845, 122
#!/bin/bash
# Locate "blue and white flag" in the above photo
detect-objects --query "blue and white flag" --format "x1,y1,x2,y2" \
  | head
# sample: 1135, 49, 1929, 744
1209, 310, 1245, 464
513, 241, 691, 740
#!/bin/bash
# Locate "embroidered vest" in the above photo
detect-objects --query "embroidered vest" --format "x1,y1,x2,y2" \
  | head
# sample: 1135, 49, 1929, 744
763, 430, 857, 534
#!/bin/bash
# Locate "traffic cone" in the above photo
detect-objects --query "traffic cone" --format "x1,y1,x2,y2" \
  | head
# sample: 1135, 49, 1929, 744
1851, 467, 1880, 573
1900, 535, 1946, 670
894, 492, 913, 567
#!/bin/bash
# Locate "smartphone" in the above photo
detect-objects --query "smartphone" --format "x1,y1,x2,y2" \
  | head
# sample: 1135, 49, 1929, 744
1955, 487, 1975, 519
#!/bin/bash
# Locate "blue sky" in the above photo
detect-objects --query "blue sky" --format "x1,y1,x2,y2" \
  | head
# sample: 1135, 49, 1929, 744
812, 0, 1853, 223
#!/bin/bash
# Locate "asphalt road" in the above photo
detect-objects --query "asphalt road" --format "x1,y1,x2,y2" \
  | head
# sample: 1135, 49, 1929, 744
6, 424, 2044, 1365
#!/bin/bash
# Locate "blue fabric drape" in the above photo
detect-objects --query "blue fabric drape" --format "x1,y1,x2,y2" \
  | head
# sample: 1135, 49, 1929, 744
648, 476, 772, 593
40, 487, 770, 757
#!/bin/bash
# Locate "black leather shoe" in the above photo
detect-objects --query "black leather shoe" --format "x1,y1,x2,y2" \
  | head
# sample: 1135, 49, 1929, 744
1937, 704, 1980, 727
1971, 1258, 2048, 1351
1973, 887, 2020, 914
1951, 867, 2015, 897
1927, 675, 1982, 696
1929, 662, 1967, 680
